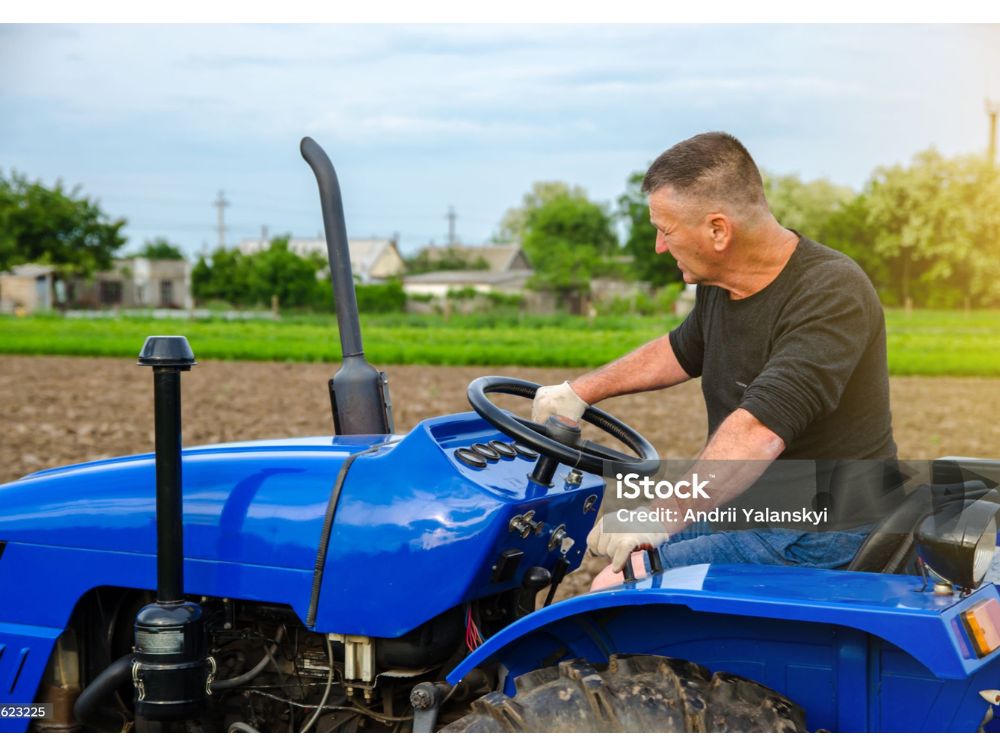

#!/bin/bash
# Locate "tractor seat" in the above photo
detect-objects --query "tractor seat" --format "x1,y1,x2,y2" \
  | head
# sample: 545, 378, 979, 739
847, 480, 990, 574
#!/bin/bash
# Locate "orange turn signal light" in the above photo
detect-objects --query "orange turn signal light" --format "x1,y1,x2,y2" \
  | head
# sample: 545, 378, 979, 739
961, 598, 1000, 658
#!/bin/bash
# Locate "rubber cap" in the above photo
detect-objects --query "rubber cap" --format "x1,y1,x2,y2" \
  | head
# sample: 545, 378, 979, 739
138, 336, 196, 368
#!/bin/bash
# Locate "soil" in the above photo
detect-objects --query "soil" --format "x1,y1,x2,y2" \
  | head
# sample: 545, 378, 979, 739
2, 354, 999, 599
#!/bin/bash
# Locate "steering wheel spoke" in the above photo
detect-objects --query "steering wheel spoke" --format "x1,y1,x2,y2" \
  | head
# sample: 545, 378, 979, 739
578, 439, 635, 464
510, 414, 552, 436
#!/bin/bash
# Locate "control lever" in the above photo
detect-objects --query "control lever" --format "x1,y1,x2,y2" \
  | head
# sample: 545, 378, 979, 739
543, 535, 575, 607
622, 546, 664, 583
516, 567, 553, 617
623, 556, 637, 583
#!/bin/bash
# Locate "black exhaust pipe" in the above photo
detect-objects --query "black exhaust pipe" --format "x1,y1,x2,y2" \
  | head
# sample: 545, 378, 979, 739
300, 136, 393, 436
131, 336, 212, 724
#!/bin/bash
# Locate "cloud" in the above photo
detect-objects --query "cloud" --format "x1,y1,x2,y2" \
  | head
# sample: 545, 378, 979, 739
2, 23, 998, 256
304, 110, 551, 143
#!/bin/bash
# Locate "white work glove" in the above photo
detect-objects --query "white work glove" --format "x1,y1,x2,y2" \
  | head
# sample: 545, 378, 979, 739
587, 509, 670, 573
531, 381, 588, 424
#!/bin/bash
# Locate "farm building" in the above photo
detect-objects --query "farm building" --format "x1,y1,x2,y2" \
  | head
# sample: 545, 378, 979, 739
66, 258, 193, 310
239, 236, 405, 282
1, 259, 193, 312
0, 264, 57, 314
403, 244, 534, 298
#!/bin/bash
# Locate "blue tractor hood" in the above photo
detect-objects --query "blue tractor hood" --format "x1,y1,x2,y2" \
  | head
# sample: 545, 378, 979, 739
0, 413, 603, 637
0, 436, 384, 572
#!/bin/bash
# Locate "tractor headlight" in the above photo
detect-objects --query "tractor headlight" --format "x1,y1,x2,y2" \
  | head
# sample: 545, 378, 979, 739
915, 494, 1000, 591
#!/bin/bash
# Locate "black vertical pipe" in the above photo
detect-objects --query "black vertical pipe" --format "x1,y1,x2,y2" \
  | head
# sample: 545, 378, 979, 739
300, 136, 393, 435
300, 136, 364, 358
134, 335, 209, 723
152, 367, 183, 603
137, 334, 196, 602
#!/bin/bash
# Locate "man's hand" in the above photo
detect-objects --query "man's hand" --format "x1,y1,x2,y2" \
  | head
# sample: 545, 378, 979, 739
586, 510, 670, 573
531, 381, 588, 424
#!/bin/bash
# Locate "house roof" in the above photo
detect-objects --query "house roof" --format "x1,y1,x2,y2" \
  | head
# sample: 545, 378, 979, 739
347, 239, 401, 276
2, 263, 55, 278
239, 237, 401, 277
419, 244, 530, 273
402, 269, 533, 285
114, 257, 190, 271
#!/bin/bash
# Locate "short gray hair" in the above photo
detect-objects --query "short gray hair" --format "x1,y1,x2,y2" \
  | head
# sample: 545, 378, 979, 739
642, 132, 767, 210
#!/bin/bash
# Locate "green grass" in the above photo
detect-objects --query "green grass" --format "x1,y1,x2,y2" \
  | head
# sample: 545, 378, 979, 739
884, 310, 1000, 376
0, 313, 674, 369
1, 309, 999, 375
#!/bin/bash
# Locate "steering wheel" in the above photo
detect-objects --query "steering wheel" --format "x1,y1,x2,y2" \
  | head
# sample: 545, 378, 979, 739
466, 376, 660, 479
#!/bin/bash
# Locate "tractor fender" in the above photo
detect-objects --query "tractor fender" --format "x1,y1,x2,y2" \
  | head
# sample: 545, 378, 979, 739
450, 563, 1000, 685
448, 565, 1000, 731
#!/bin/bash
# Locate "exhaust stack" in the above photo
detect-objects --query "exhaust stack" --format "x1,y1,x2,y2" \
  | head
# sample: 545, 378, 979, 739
301, 136, 393, 436
131, 336, 212, 724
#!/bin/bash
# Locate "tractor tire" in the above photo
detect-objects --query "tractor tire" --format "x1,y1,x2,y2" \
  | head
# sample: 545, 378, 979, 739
440, 654, 806, 733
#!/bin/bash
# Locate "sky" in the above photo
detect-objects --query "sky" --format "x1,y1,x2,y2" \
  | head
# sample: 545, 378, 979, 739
1, 24, 999, 258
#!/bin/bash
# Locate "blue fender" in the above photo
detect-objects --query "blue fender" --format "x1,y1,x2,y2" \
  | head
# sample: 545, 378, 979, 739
448, 564, 1000, 732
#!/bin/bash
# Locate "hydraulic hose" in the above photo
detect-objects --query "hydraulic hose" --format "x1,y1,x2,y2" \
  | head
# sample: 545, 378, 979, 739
73, 654, 133, 725
228, 721, 260, 733
299, 635, 333, 733
212, 625, 286, 690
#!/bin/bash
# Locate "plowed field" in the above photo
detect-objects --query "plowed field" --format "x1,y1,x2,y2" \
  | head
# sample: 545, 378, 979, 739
3, 355, 999, 597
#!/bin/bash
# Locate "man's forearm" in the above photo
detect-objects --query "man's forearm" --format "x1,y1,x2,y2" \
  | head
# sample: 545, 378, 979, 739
653, 408, 785, 532
571, 334, 691, 404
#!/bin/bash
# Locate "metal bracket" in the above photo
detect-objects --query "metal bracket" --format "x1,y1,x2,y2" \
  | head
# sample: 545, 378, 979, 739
131, 658, 145, 702
205, 655, 217, 696
509, 510, 542, 538
330, 633, 375, 683
410, 682, 452, 733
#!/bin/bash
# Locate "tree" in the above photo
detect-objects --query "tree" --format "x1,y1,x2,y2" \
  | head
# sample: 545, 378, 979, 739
0, 170, 126, 273
193, 236, 334, 308
861, 149, 1000, 309
519, 189, 619, 311
818, 193, 881, 283
617, 171, 683, 288
405, 246, 490, 275
193, 237, 328, 309
134, 237, 184, 260
192, 248, 251, 305
762, 171, 855, 240
494, 182, 589, 243
248, 237, 327, 308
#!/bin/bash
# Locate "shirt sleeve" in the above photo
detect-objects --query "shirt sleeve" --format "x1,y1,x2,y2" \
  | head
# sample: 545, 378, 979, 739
667, 288, 705, 378
739, 276, 880, 446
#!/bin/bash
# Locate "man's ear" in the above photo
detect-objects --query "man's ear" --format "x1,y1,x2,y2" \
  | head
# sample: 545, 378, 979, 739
706, 213, 732, 251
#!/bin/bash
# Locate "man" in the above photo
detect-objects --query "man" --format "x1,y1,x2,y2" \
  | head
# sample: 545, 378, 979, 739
531, 132, 896, 581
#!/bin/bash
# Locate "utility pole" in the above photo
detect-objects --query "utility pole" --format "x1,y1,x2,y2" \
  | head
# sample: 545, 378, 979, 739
987, 99, 999, 167
445, 205, 457, 248
213, 190, 230, 249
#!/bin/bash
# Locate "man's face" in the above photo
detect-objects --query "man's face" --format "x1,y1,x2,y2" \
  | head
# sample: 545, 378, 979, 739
647, 186, 718, 285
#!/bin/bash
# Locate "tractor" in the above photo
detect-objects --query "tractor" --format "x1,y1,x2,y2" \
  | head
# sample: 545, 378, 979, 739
1, 138, 999, 733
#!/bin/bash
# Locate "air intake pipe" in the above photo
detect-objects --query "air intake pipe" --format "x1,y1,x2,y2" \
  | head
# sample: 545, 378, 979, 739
300, 136, 394, 435
131, 336, 212, 724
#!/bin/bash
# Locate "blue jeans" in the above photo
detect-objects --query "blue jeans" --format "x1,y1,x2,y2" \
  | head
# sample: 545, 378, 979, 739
654, 524, 872, 570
